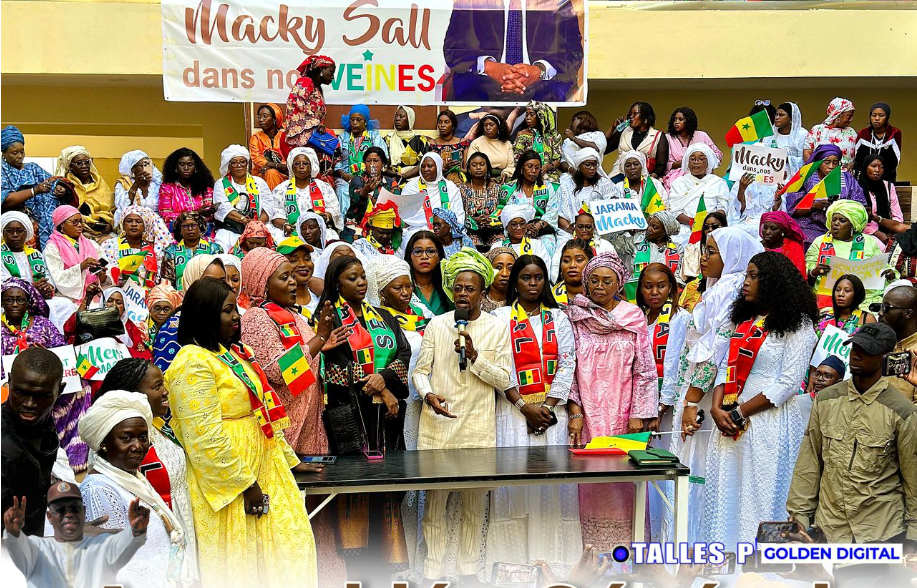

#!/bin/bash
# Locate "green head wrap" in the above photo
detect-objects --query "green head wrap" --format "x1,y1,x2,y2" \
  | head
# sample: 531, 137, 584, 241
441, 247, 496, 300
826, 200, 869, 234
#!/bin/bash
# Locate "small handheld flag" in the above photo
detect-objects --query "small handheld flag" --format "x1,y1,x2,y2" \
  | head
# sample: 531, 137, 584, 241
640, 179, 665, 214
793, 167, 841, 211
725, 110, 774, 147
277, 344, 316, 397
688, 197, 708, 245
76, 354, 99, 379
776, 159, 823, 197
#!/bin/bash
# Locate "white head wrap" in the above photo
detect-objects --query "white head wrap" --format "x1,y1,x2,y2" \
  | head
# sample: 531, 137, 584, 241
621, 150, 648, 177
78, 389, 152, 452
787, 102, 803, 138
79, 390, 190, 577
220, 144, 250, 177
572, 147, 609, 178
885, 279, 915, 296
118, 150, 162, 183
372, 256, 411, 296
296, 211, 328, 248
99, 286, 134, 348
54, 145, 96, 177
181, 254, 222, 292
218, 253, 242, 274
688, 227, 763, 365
1, 211, 33, 242
681, 143, 719, 176
419, 152, 445, 183
389, 105, 418, 167
314, 242, 355, 281
500, 203, 537, 228
287, 147, 320, 178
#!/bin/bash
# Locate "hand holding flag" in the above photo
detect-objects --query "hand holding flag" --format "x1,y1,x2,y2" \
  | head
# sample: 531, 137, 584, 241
792, 167, 841, 212
776, 159, 824, 197
688, 197, 708, 244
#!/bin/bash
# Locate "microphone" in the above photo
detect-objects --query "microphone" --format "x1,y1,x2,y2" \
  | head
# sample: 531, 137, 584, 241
454, 308, 469, 371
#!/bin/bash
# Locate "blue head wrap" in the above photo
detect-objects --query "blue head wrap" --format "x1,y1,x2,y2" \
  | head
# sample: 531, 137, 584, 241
341, 104, 379, 132
1, 126, 25, 151
818, 355, 847, 379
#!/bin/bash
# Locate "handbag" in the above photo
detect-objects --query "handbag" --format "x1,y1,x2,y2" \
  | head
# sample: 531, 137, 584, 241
74, 307, 125, 344
322, 364, 366, 455
308, 129, 341, 157
645, 131, 661, 174
216, 218, 247, 235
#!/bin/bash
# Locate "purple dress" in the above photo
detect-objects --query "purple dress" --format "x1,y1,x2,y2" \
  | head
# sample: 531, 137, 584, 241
785, 170, 864, 248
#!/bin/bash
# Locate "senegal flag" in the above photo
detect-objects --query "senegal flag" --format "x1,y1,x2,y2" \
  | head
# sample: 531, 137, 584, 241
640, 179, 665, 214
725, 110, 774, 147
518, 369, 540, 386
76, 353, 99, 379
776, 159, 823, 197
277, 344, 316, 397
793, 166, 841, 211
117, 253, 145, 275
688, 197, 708, 244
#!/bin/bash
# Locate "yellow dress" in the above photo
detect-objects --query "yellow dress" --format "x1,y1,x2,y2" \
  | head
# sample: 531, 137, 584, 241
164, 344, 317, 588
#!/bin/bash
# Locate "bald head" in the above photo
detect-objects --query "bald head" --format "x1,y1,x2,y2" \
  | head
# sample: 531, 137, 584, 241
881, 285, 917, 340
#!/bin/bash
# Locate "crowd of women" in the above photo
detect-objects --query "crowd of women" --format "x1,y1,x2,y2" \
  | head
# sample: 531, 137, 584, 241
1, 52, 913, 588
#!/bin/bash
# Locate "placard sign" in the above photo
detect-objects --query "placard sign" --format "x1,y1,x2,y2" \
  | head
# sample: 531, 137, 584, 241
818, 254, 888, 296
809, 324, 851, 378
728, 144, 789, 185
1, 345, 82, 394
122, 280, 150, 325
75, 338, 132, 381
591, 199, 648, 235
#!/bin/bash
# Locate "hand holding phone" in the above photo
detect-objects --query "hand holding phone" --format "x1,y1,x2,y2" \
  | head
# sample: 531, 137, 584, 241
883, 351, 911, 377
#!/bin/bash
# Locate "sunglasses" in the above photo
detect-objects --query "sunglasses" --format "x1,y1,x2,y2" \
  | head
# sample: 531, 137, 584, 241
869, 302, 911, 314
49, 504, 84, 516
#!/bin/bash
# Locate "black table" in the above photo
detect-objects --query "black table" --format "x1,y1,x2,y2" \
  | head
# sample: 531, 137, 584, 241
295, 445, 690, 544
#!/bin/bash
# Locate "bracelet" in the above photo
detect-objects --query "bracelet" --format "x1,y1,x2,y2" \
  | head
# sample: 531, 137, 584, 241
318, 334, 327, 342
569, 413, 584, 420
514, 398, 526, 410
29, 187, 35, 196
686, 401, 699, 408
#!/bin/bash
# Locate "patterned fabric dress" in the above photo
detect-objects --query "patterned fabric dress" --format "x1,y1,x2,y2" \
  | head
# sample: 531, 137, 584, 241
0, 160, 53, 247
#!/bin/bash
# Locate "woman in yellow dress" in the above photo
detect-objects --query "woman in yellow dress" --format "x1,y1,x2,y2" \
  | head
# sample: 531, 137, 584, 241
163, 276, 318, 588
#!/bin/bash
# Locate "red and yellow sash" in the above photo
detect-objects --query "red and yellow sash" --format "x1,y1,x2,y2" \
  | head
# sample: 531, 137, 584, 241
651, 302, 673, 385
285, 180, 325, 232
418, 178, 450, 228
723, 316, 768, 438
510, 302, 558, 403
214, 343, 289, 438
222, 174, 260, 217
336, 297, 398, 376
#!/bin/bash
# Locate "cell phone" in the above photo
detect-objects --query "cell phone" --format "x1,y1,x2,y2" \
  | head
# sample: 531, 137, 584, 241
701, 552, 736, 576
261, 494, 270, 514
883, 351, 911, 377
744, 520, 800, 574
300, 455, 336, 464
491, 562, 539, 588
363, 450, 384, 461
598, 552, 633, 575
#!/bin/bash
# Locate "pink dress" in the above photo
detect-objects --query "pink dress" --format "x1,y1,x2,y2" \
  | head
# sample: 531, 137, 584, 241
158, 183, 214, 229
662, 131, 723, 190
863, 181, 903, 237
566, 295, 658, 549
240, 306, 328, 454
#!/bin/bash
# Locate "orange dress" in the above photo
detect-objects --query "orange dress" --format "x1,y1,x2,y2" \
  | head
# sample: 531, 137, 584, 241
249, 130, 289, 190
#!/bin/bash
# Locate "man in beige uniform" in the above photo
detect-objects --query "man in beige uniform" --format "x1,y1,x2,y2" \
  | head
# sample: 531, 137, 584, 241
787, 323, 917, 552
876, 284, 917, 403
412, 248, 512, 579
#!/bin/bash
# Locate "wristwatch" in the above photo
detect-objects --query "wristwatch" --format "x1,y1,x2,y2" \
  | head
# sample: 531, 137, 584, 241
514, 398, 527, 410
729, 406, 747, 429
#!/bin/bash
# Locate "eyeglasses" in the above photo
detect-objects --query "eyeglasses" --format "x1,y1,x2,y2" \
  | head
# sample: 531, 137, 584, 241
700, 245, 719, 258
507, 220, 528, 229
180, 223, 200, 230
62, 218, 82, 227
70, 158, 93, 167
411, 248, 438, 258
755, 100, 771, 106
869, 302, 911, 314
49, 504, 84, 516
4, 296, 27, 305
229, 159, 248, 167
3, 227, 27, 236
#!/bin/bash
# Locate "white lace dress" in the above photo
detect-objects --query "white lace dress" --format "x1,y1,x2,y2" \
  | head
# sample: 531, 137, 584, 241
150, 427, 198, 576
484, 307, 581, 576
701, 320, 816, 550
80, 473, 173, 588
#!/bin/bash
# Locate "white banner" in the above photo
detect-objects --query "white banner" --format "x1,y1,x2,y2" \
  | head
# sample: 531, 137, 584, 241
376, 186, 426, 220
591, 199, 648, 235
75, 338, 132, 382
809, 324, 851, 377
162, 0, 588, 105
728, 143, 789, 186
1, 346, 82, 394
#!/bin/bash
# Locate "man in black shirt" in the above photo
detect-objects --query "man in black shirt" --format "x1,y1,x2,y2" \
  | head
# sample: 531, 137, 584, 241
1, 347, 64, 536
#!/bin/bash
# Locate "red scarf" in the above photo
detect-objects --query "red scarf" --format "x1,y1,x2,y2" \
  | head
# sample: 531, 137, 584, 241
337, 299, 376, 375
215, 343, 289, 438
510, 302, 559, 403
261, 301, 317, 396
309, 182, 326, 215
723, 316, 768, 438
651, 303, 674, 382
139, 445, 173, 509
